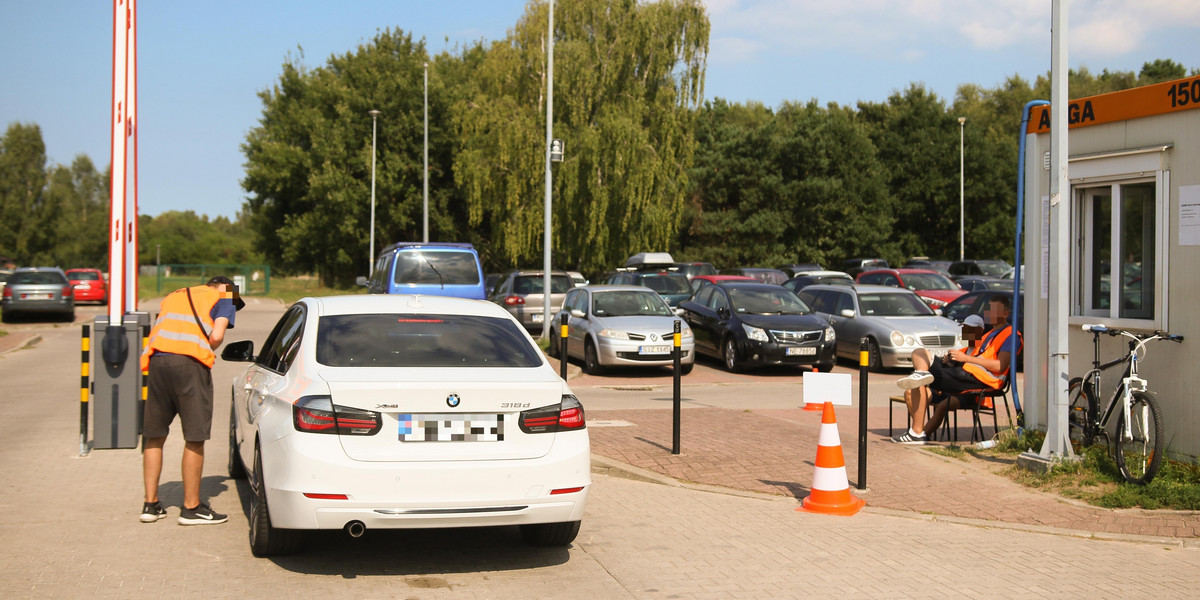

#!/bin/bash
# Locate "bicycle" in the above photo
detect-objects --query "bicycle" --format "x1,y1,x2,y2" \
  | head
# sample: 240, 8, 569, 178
1067, 324, 1183, 484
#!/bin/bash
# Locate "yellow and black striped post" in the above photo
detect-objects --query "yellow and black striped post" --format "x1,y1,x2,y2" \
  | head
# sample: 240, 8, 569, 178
858, 337, 870, 490
80, 325, 90, 456
140, 323, 150, 450
672, 320, 682, 455
559, 313, 569, 380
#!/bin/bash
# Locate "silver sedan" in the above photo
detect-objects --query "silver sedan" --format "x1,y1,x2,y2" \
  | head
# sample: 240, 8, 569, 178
551, 285, 695, 375
796, 284, 962, 372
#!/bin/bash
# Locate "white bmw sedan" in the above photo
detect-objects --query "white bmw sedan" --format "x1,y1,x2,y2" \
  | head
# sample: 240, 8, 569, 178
221, 294, 590, 557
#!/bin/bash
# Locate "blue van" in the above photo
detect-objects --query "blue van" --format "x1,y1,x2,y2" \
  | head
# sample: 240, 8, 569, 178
362, 242, 487, 299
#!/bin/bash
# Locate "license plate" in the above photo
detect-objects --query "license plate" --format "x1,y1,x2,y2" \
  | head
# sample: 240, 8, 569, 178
23, 293, 52, 300
398, 413, 504, 442
639, 345, 672, 355
786, 347, 817, 356
531, 312, 544, 323
74, 284, 89, 289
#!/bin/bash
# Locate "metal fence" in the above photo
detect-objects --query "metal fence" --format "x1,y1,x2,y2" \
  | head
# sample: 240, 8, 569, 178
152, 264, 271, 295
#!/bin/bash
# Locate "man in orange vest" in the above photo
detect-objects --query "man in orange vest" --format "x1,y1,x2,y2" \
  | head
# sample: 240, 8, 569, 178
139, 276, 244, 524
892, 295, 1021, 444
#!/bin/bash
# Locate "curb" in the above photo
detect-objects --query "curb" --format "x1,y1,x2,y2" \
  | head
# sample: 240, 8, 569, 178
0, 334, 41, 357
590, 452, 1200, 547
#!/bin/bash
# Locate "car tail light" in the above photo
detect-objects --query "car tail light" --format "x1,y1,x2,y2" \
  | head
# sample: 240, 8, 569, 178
519, 395, 586, 433
2, 287, 10, 299
504, 295, 525, 306
62, 285, 73, 297
293, 395, 381, 436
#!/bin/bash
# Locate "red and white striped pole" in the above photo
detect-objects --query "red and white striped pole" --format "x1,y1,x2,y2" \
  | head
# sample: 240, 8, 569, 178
108, 0, 137, 324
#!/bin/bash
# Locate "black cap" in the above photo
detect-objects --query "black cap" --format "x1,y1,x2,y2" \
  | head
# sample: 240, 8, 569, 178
207, 276, 246, 310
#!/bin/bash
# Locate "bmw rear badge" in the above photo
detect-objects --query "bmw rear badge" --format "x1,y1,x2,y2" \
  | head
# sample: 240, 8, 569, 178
446, 393, 461, 408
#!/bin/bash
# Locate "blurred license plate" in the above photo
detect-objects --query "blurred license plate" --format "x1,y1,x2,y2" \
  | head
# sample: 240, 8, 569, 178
531, 313, 544, 323
23, 293, 53, 300
398, 414, 504, 442
639, 345, 672, 355
786, 347, 817, 356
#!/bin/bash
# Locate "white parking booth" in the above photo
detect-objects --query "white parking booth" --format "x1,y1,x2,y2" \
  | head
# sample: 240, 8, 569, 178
1021, 74, 1200, 457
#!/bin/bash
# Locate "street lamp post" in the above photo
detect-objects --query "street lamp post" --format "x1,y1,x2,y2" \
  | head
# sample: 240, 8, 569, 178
423, 63, 429, 243
958, 116, 966, 262
369, 109, 381, 275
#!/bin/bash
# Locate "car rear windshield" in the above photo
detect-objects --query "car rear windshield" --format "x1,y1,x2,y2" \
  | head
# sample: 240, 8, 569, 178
513, 275, 573, 295
316, 314, 542, 368
975, 261, 1011, 277
858, 293, 934, 316
902, 273, 957, 290
636, 273, 693, 294
393, 251, 480, 285
67, 271, 100, 281
9, 272, 66, 285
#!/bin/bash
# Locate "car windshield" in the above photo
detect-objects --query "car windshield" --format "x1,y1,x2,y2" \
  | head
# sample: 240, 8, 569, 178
591, 291, 672, 317
637, 274, 693, 295
728, 288, 811, 315
902, 273, 957, 290
68, 271, 100, 281
393, 251, 480, 285
858, 292, 934, 316
9, 272, 65, 285
976, 260, 1011, 277
513, 275, 573, 295
316, 314, 541, 368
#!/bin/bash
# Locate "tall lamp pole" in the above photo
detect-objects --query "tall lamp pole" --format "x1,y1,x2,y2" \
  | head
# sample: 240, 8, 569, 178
369, 109, 381, 275
958, 116, 966, 261
542, 0, 554, 340
423, 63, 429, 243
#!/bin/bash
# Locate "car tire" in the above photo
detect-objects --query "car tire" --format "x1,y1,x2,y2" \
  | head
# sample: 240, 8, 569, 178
867, 338, 884, 373
250, 446, 303, 557
815, 361, 834, 373
723, 337, 741, 373
583, 340, 604, 375
547, 336, 559, 358
680, 362, 694, 375
520, 520, 581, 547
227, 403, 246, 480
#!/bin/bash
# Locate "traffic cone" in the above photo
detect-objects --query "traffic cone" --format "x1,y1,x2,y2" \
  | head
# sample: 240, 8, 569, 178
797, 401, 865, 516
803, 366, 824, 411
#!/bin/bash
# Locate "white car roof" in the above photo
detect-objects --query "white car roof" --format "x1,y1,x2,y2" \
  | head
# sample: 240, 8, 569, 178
301, 294, 510, 318
791, 270, 852, 278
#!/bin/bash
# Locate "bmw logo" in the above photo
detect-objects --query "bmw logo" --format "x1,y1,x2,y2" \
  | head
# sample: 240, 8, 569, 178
446, 393, 461, 408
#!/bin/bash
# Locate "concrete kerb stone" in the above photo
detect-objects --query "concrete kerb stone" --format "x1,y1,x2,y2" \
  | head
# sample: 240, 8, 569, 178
0, 333, 41, 357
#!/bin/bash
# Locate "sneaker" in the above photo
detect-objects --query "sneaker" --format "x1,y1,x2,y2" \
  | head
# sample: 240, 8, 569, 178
893, 431, 927, 445
139, 501, 167, 523
896, 371, 934, 390
178, 503, 228, 526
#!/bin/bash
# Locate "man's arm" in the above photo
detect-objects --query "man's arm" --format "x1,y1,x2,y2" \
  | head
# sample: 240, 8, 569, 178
209, 317, 230, 350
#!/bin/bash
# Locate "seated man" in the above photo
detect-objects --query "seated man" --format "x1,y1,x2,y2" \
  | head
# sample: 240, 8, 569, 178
892, 295, 1021, 444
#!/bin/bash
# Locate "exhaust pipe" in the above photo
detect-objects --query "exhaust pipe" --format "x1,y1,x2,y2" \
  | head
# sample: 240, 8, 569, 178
345, 521, 366, 538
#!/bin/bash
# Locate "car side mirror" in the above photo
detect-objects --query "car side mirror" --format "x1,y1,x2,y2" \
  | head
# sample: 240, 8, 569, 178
935, 308, 944, 316
355, 276, 369, 287
674, 307, 686, 317
718, 307, 731, 319
839, 309, 855, 318
570, 309, 586, 318
221, 340, 255, 362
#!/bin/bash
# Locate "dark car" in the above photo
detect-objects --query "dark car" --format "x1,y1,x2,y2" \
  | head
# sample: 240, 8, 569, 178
678, 282, 836, 372
955, 276, 1018, 293
1, 267, 75, 322
720, 267, 789, 285
689, 274, 754, 297
948, 259, 1012, 280
605, 270, 695, 308
65, 268, 108, 304
942, 289, 1025, 370
841, 258, 889, 277
674, 262, 717, 280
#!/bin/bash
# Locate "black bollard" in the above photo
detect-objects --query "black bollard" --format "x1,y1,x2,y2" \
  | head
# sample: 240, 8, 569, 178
559, 313, 569, 380
672, 320, 681, 455
858, 337, 869, 490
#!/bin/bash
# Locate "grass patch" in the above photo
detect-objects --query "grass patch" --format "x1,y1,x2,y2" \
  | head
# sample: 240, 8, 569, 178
0, 329, 7, 338
928, 445, 968, 459
139, 275, 363, 306
982, 431, 1200, 510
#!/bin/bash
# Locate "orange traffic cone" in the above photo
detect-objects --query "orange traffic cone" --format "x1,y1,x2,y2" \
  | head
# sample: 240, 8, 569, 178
797, 401, 865, 516
803, 366, 824, 411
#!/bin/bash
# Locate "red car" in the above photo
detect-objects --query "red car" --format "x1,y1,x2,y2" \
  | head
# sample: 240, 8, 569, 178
688, 274, 754, 296
855, 268, 965, 310
65, 268, 107, 304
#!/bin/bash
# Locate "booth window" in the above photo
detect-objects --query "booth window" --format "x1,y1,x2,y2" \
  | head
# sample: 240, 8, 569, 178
1074, 180, 1157, 322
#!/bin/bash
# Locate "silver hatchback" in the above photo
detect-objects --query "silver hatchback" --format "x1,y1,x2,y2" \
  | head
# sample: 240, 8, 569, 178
1, 267, 75, 322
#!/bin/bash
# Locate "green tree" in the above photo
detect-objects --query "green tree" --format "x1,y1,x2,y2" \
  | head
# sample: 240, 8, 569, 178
452, 0, 709, 273
43, 155, 109, 268
1138, 59, 1187, 84
242, 30, 439, 286
138, 210, 263, 265
0, 122, 54, 263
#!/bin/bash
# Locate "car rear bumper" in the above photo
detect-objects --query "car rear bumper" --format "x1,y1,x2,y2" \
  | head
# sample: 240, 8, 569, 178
72, 288, 105, 302
1, 299, 73, 314
260, 431, 591, 530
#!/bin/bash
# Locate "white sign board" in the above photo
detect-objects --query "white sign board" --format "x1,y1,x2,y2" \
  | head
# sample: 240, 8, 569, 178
802, 372, 852, 406
1180, 185, 1200, 246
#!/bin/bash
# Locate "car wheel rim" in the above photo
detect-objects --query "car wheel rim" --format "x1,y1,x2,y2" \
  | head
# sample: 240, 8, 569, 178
725, 340, 736, 370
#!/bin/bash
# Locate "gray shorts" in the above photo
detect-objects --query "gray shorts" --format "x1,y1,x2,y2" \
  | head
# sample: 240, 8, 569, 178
144, 353, 214, 442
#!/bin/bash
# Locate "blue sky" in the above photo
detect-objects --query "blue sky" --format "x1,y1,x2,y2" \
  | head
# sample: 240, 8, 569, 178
3, 1, 1198, 221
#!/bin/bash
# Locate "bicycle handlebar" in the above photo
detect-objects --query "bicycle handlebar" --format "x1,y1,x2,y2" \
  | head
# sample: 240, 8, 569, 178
1080, 323, 1183, 343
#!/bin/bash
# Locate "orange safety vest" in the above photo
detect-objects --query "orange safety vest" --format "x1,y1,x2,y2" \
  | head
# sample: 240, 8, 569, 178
962, 324, 1021, 391
140, 285, 221, 370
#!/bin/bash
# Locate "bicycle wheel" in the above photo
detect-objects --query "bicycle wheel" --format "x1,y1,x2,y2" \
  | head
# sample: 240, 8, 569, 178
1066, 377, 1096, 448
1115, 391, 1164, 484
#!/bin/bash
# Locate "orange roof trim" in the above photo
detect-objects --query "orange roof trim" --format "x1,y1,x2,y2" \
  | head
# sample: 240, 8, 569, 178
1027, 74, 1200, 134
